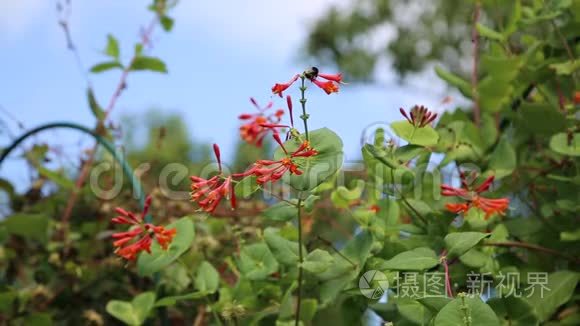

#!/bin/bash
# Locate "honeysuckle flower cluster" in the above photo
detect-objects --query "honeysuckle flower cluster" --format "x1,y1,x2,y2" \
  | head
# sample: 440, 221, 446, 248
111, 196, 177, 260
238, 98, 286, 146
441, 173, 509, 219
190, 144, 236, 213
399, 105, 438, 128
188, 68, 345, 214
271, 67, 343, 97
235, 134, 318, 185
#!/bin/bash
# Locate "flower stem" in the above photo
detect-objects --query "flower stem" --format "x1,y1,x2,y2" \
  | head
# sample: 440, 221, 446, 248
440, 250, 454, 298
295, 196, 304, 326
299, 76, 310, 141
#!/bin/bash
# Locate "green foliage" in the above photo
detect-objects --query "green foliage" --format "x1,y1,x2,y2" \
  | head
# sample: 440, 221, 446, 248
130, 56, 168, 73
106, 292, 156, 326
378, 247, 439, 271
444, 232, 491, 259
237, 243, 279, 280
262, 201, 298, 222
2, 213, 49, 243
391, 121, 439, 147
434, 294, 499, 326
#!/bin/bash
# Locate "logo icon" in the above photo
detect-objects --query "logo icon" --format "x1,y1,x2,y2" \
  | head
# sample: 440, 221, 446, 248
359, 270, 389, 299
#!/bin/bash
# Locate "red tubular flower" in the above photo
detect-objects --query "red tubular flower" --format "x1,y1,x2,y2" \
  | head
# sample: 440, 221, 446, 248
400, 105, 438, 127
190, 144, 236, 213
440, 174, 509, 219
271, 67, 343, 97
272, 74, 300, 97
318, 72, 344, 84
239, 98, 287, 146
574, 91, 580, 105
286, 95, 294, 128
312, 79, 339, 95
191, 175, 235, 213
111, 195, 177, 261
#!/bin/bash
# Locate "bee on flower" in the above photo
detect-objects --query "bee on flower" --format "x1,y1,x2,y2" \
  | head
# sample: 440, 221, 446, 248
111, 196, 177, 261
440, 172, 509, 219
271, 67, 344, 97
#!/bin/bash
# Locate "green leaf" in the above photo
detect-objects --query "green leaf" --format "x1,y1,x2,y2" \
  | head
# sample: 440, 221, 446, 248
391, 121, 439, 147
106, 292, 156, 326
363, 144, 399, 169
0, 291, 16, 313
303, 194, 320, 212
398, 300, 433, 325
160, 15, 175, 32
132, 292, 156, 324
395, 144, 427, 161
303, 249, 334, 274
561, 228, 580, 241
549, 60, 580, 75
489, 137, 517, 179
518, 103, 566, 135
434, 295, 499, 326
264, 228, 301, 266
262, 201, 298, 222
331, 180, 365, 208
238, 243, 279, 280
130, 56, 168, 73
90, 61, 123, 73
137, 217, 194, 276
273, 128, 343, 191
378, 247, 439, 271
318, 231, 373, 304
477, 23, 506, 41
234, 175, 259, 198
550, 132, 580, 156
480, 114, 498, 150
418, 297, 453, 313
87, 87, 105, 121
478, 55, 521, 113
444, 232, 490, 259
105, 34, 120, 59
488, 296, 539, 326
526, 271, 579, 322
278, 282, 298, 320
37, 166, 74, 189
435, 66, 473, 98
3, 214, 49, 243
21, 313, 52, 326
300, 299, 318, 323
0, 178, 14, 199
459, 249, 489, 268
195, 261, 219, 294
504, 0, 522, 36
155, 292, 206, 307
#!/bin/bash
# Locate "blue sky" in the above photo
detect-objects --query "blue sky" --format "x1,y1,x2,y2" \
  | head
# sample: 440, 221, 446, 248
0, 0, 453, 191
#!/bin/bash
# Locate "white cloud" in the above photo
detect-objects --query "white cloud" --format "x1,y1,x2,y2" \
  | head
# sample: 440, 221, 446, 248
0, 0, 49, 39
